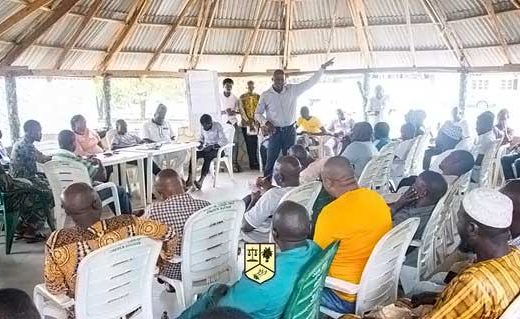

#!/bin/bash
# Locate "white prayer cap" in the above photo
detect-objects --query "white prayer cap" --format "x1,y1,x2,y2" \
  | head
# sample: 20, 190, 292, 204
462, 188, 513, 229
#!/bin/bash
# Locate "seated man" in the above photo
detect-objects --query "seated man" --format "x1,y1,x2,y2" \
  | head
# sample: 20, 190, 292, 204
70, 114, 103, 156
10, 120, 54, 242
472, 111, 498, 183
315, 156, 391, 313
296, 106, 327, 135
424, 188, 520, 318
178, 201, 320, 319
390, 171, 448, 239
242, 156, 300, 243
391, 123, 417, 180
500, 180, 520, 246
44, 183, 175, 301
53, 130, 132, 214
341, 122, 378, 178
188, 114, 228, 189
422, 121, 463, 170
111, 119, 143, 150
0, 288, 40, 319
374, 122, 391, 151
288, 144, 328, 183
146, 169, 210, 281
0, 129, 10, 167
436, 150, 475, 185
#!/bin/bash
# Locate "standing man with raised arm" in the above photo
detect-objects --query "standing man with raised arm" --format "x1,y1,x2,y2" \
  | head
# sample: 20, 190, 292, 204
256, 58, 334, 178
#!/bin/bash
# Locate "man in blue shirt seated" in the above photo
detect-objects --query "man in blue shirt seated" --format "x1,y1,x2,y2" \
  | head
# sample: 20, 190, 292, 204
178, 201, 320, 319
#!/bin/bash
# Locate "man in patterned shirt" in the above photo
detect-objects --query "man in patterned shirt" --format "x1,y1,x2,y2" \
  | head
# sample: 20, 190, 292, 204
239, 81, 260, 170
146, 169, 210, 282
44, 183, 176, 301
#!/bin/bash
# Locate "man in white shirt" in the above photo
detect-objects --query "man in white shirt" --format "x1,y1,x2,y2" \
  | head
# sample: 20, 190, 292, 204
473, 111, 498, 182
256, 58, 334, 178
220, 78, 242, 172
451, 106, 471, 139
142, 104, 186, 174
241, 156, 300, 243
341, 122, 378, 178
367, 85, 388, 125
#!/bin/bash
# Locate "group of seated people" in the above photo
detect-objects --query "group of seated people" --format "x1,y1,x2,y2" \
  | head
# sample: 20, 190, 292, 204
4, 105, 520, 319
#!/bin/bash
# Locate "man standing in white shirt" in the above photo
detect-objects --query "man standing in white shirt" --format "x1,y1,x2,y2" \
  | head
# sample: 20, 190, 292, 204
220, 78, 242, 172
256, 58, 334, 178
367, 85, 388, 126
473, 111, 498, 182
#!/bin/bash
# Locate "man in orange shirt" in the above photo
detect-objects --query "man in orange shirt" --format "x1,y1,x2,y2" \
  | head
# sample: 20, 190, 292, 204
314, 156, 392, 314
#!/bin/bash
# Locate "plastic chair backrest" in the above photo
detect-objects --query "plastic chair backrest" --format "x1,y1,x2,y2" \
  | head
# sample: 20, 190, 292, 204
409, 133, 430, 176
443, 172, 471, 252
180, 200, 245, 307
356, 218, 420, 315
74, 236, 162, 319
479, 139, 502, 187
492, 145, 509, 188
279, 181, 322, 218
402, 137, 421, 177
417, 195, 452, 281
359, 142, 397, 191
500, 293, 520, 319
283, 241, 339, 319
104, 129, 117, 150
223, 124, 235, 147
44, 160, 92, 229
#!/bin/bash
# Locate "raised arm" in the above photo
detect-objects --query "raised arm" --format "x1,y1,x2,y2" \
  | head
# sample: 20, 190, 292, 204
292, 58, 334, 96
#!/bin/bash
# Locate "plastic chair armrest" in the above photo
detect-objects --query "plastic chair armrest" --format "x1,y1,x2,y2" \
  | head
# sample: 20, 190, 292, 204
410, 239, 421, 247
217, 143, 234, 158
34, 284, 75, 308
93, 181, 117, 194
324, 276, 359, 295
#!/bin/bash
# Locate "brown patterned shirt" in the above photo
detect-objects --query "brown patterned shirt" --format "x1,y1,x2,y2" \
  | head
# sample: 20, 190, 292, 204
44, 215, 176, 297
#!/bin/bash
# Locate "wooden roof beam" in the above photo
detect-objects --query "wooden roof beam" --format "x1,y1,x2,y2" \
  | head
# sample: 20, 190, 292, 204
189, 0, 212, 68
0, 0, 53, 38
54, 0, 102, 70
188, 0, 206, 60
403, 0, 416, 66
420, 0, 467, 68
282, 0, 293, 69
240, 0, 270, 72
347, 0, 371, 68
191, 0, 219, 69
145, 0, 194, 71
482, 0, 513, 64
326, 0, 340, 58
98, 0, 150, 72
0, 0, 80, 67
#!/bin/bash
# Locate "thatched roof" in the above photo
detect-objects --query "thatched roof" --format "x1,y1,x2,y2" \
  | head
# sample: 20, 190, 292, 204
0, 0, 520, 76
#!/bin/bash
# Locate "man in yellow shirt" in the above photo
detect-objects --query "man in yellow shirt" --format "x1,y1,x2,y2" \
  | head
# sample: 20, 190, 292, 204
296, 106, 327, 135
239, 81, 260, 170
314, 156, 392, 313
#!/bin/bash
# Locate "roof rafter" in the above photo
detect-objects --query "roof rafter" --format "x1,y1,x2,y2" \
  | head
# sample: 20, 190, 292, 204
403, 0, 416, 66
191, 0, 219, 69
240, 0, 270, 72
0, 0, 80, 67
0, 0, 53, 38
511, 0, 520, 9
54, 0, 102, 70
481, 0, 513, 64
188, 0, 206, 60
145, 0, 194, 71
326, 0, 340, 58
420, 0, 468, 68
98, 0, 150, 72
347, 0, 372, 68
282, 0, 294, 69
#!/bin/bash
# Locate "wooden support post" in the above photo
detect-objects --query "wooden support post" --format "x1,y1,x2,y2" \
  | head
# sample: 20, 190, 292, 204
103, 74, 112, 129
362, 72, 370, 121
4, 74, 20, 143
458, 70, 468, 113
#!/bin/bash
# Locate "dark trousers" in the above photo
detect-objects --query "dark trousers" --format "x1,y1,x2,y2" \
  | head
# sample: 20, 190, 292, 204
264, 125, 296, 177
189, 148, 219, 178
241, 127, 259, 169
502, 153, 520, 180
97, 185, 133, 214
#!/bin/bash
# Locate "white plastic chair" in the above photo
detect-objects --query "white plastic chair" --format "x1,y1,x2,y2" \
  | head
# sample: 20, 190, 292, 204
491, 145, 508, 188
158, 200, 245, 311
44, 160, 121, 229
320, 218, 420, 318
500, 293, 520, 319
479, 139, 503, 188
211, 123, 235, 187
359, 142, 398, 193
279, 181, 322, 219
409, 133, 430, 176
33, 236, 161, 319
400, 137, 421, 178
